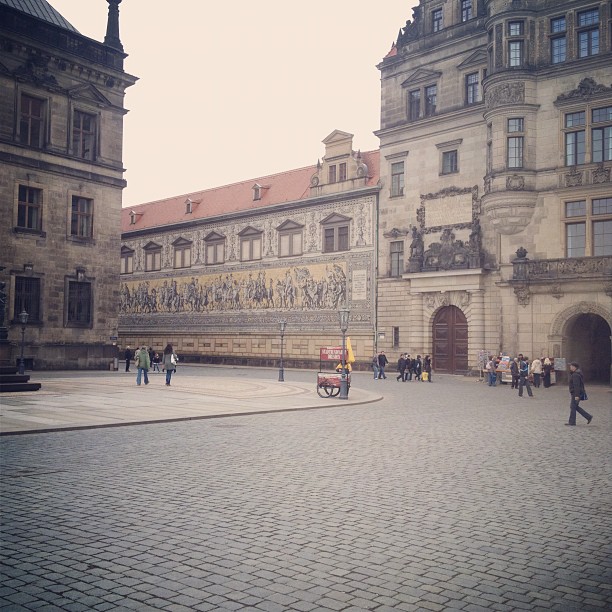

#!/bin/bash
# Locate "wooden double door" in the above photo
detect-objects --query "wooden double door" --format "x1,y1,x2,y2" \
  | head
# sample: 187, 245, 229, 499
432, 306, 468, 374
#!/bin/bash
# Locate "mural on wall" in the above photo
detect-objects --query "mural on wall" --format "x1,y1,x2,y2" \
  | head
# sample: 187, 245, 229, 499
120, 263, 347, 315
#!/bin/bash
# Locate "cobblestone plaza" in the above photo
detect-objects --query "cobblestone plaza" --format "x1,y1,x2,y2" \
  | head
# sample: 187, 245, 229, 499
1, 368, 611, 611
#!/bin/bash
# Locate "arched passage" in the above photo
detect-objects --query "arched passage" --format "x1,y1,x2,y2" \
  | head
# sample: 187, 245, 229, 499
566, 313, 611, 384
432, 305, 468, 374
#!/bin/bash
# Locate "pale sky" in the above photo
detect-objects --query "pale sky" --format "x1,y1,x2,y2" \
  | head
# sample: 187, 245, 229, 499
49, 0, 419, 207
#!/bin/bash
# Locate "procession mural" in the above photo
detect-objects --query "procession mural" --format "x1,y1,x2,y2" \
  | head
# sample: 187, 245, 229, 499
120, 263, 348, 315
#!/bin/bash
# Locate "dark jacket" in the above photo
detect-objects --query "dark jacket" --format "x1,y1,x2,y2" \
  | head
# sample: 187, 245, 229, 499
569, 369, 585, 397
397, 357, 406, 372
125, 347, 133, 362
423, 357, 432, 373
519, 359, 529, 377
378, 353, 388, 367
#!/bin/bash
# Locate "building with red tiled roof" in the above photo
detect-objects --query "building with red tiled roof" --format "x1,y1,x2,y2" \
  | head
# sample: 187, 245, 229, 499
119, 131, 381, 368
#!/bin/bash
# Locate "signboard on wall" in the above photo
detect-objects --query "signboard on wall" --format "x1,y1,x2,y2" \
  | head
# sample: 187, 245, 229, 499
320, 347, 346, 361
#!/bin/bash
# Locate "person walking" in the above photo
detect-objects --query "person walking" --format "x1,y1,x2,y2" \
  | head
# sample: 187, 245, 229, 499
152, 352, 161, 372
423, 355, 433, 382
542, 357, 553, 388
531, 357, 543, 388
162, 343, 178, 386
134, 346, 150, 386
510, 357, 519, 389
486, 356, 496, 387
565, 362, 593, 426
404, 355, 413, 381
372, 353, 380, 379
413, 355, 423, 381
396, 353, 407, 382
518, 354, 533, 398
377, 351, 388, 379
124, 345, 133, 372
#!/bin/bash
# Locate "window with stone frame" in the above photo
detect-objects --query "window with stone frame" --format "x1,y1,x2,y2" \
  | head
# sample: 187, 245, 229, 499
173, 238, 192, 269
592, 105, 612, 163
424, 85, 437, 117
390, 241, 404, 277
465, 72, 480, 105
120, 246, 134, 274
442, 150, 458, 174
144, 242, 162, 271
432, 7, 443, 32
19, 94, 45, 148
70, 196, 93, 238
239, 227, 263, 261
204, 232, 225, 265
391, 161, 405, 197
14, 276, 41, 323
561, 104, 611, 166
507, 118, 524, 169
564, 197, 612, 257
328, 165, 337, 184
321, 214, 350, 253
338, 162, 347, 182
408, 89, 421, 121
460, 0, 472, 22
17, 185, 42, 232
72, 110, 97, 160
277, 221, 303, 257
576, 8, 599, 58
66, 280, 92, 326
550, 16, 567, 64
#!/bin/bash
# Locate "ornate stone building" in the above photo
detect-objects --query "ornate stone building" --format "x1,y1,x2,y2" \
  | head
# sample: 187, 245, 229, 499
376, 0, 612, 382
119, 131, 380, 368
0, 0, 137, 369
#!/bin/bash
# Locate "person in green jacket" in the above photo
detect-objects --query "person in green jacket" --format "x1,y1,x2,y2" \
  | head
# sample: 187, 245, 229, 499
135, 346, 150, 386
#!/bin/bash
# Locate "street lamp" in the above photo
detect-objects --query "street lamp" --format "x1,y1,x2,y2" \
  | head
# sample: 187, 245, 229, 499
18, 309, 28, 375
338, 306, 350, 399
278, 320, 287, 382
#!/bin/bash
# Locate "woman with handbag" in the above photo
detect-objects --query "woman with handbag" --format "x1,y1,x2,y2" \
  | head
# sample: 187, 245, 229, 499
566, 362, 593, 426
162, 343, 178, 386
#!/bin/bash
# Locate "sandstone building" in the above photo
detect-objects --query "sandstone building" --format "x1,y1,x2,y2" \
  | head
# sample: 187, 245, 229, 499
0, 0, 137, 368
119, 132, 380, 368
376, 0, 612, 382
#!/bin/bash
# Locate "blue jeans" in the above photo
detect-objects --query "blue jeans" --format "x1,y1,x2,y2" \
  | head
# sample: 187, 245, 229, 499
136, 368, 149, 385
518, 376, 532, 397
165, 368, 175, 385
568, 396, 592, 425
373, 364, 379, 379
488, 372, 496, 386
379, 366, 386, 379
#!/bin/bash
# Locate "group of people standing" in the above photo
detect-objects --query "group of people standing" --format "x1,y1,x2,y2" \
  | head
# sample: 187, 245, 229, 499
124, 344, 179, 387
372, 352, 432, 382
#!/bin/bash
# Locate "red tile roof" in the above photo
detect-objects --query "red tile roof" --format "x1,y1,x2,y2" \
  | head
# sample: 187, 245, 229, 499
122, 150, 379, 232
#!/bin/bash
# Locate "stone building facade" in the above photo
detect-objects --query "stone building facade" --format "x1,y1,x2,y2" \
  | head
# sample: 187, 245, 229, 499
119, 131, 380, 369
376, 0, 612, 383
0, 0, 136, 369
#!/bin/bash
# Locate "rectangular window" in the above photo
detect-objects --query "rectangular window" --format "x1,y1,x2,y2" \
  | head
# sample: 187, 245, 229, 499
508, 118, 524, 133
442, 150, 458, 174
391, 161, 404, 197
578, 9, 599, 26
279, 231, 303, 257
67, 281, 92, 325
120, 251, 133, 274
408, 90, 420, 121
507, 137, 524, 168
592, 106, 612, 163
432, 8, 442, 32
593, 197, 612, 215
566, 200, 586, 217
508, 21, 524, 36
338, 162, 347, 182
424, 85, 437, 116
145, 249, 161, 271
390, 241, 404, 277
565, 112, 585, 128
71, 196, 93, 238
323, 225, 349, 253
566, 223, 586, 257
551, 16, 566, 33
206, 242, 224, 265
240, 236, 262, 261
461, 0, 472, 22
565, 131, 585, 166
392, 326, 400, 349
72, 110, 97, 160
466, 72, 479, 105
20, 94, 44, 148
593, 220, 612, 255
328, 165, 337, 184
578, 29, 599, 57
563, 198, 612, 257
551, 36, 566, 63
14, 276, 41, 322
17, 185, 42, 231
174, 246, 191, 268
508, 40, 523, 66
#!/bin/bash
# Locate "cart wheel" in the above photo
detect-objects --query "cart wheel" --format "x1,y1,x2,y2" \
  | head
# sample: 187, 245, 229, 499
326, 386, 340, 397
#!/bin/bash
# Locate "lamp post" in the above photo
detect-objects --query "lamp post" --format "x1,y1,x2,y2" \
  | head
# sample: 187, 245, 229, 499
338, 306, 350, 399
278, 320, 287, 382
18, 309, 28, 375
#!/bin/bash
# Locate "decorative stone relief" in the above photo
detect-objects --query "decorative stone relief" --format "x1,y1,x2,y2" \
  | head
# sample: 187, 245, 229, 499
565, 168, 583, 187
383, 227, 409, 239
592, 164, 611, 184
555, 77, 612, 103
485, 82, 525, 110
506, 175, 525, 191
550, 284, 564, 300
513, 284, 531, 307
423, 291, 471, 311
605, 283, 612, 298
484, 176, 492, 195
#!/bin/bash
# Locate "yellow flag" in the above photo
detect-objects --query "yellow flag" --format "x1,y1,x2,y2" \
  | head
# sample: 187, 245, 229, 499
346, 336, 356, 363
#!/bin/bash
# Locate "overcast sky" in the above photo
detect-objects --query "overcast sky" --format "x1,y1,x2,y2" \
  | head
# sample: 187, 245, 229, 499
49, 0, 419, 206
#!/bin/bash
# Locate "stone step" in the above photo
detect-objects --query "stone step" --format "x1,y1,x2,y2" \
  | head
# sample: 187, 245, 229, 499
0, 382, 42, 393
0, 366, 18, 375
0, 374, 31, 384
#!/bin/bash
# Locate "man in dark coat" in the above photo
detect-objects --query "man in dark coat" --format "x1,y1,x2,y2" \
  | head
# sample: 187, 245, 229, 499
566, 362, 593, 426
124, 346, 133, 372
377, 351, 388, 379
396, 353, 407, 382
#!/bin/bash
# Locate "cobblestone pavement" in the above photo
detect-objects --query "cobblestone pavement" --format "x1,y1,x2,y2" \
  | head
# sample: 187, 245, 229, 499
1, 369, 611, 611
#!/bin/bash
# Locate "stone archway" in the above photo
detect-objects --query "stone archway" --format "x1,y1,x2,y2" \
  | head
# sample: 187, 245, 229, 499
432, 305, 469, 374
550, 302, 612, 384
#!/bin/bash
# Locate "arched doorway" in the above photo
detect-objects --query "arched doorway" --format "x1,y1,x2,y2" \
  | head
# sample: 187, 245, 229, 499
566, 313, 611, 384
432, 305, 468, 374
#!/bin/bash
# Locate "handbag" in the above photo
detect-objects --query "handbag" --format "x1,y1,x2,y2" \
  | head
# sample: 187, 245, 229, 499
170, 353, 177, 366
580, 391, 588, 401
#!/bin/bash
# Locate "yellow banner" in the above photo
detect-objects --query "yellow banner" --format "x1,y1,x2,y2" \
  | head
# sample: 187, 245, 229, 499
346, 336, 355, 363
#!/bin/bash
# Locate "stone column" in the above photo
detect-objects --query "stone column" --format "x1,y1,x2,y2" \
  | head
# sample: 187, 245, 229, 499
469, 290, 485, 369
